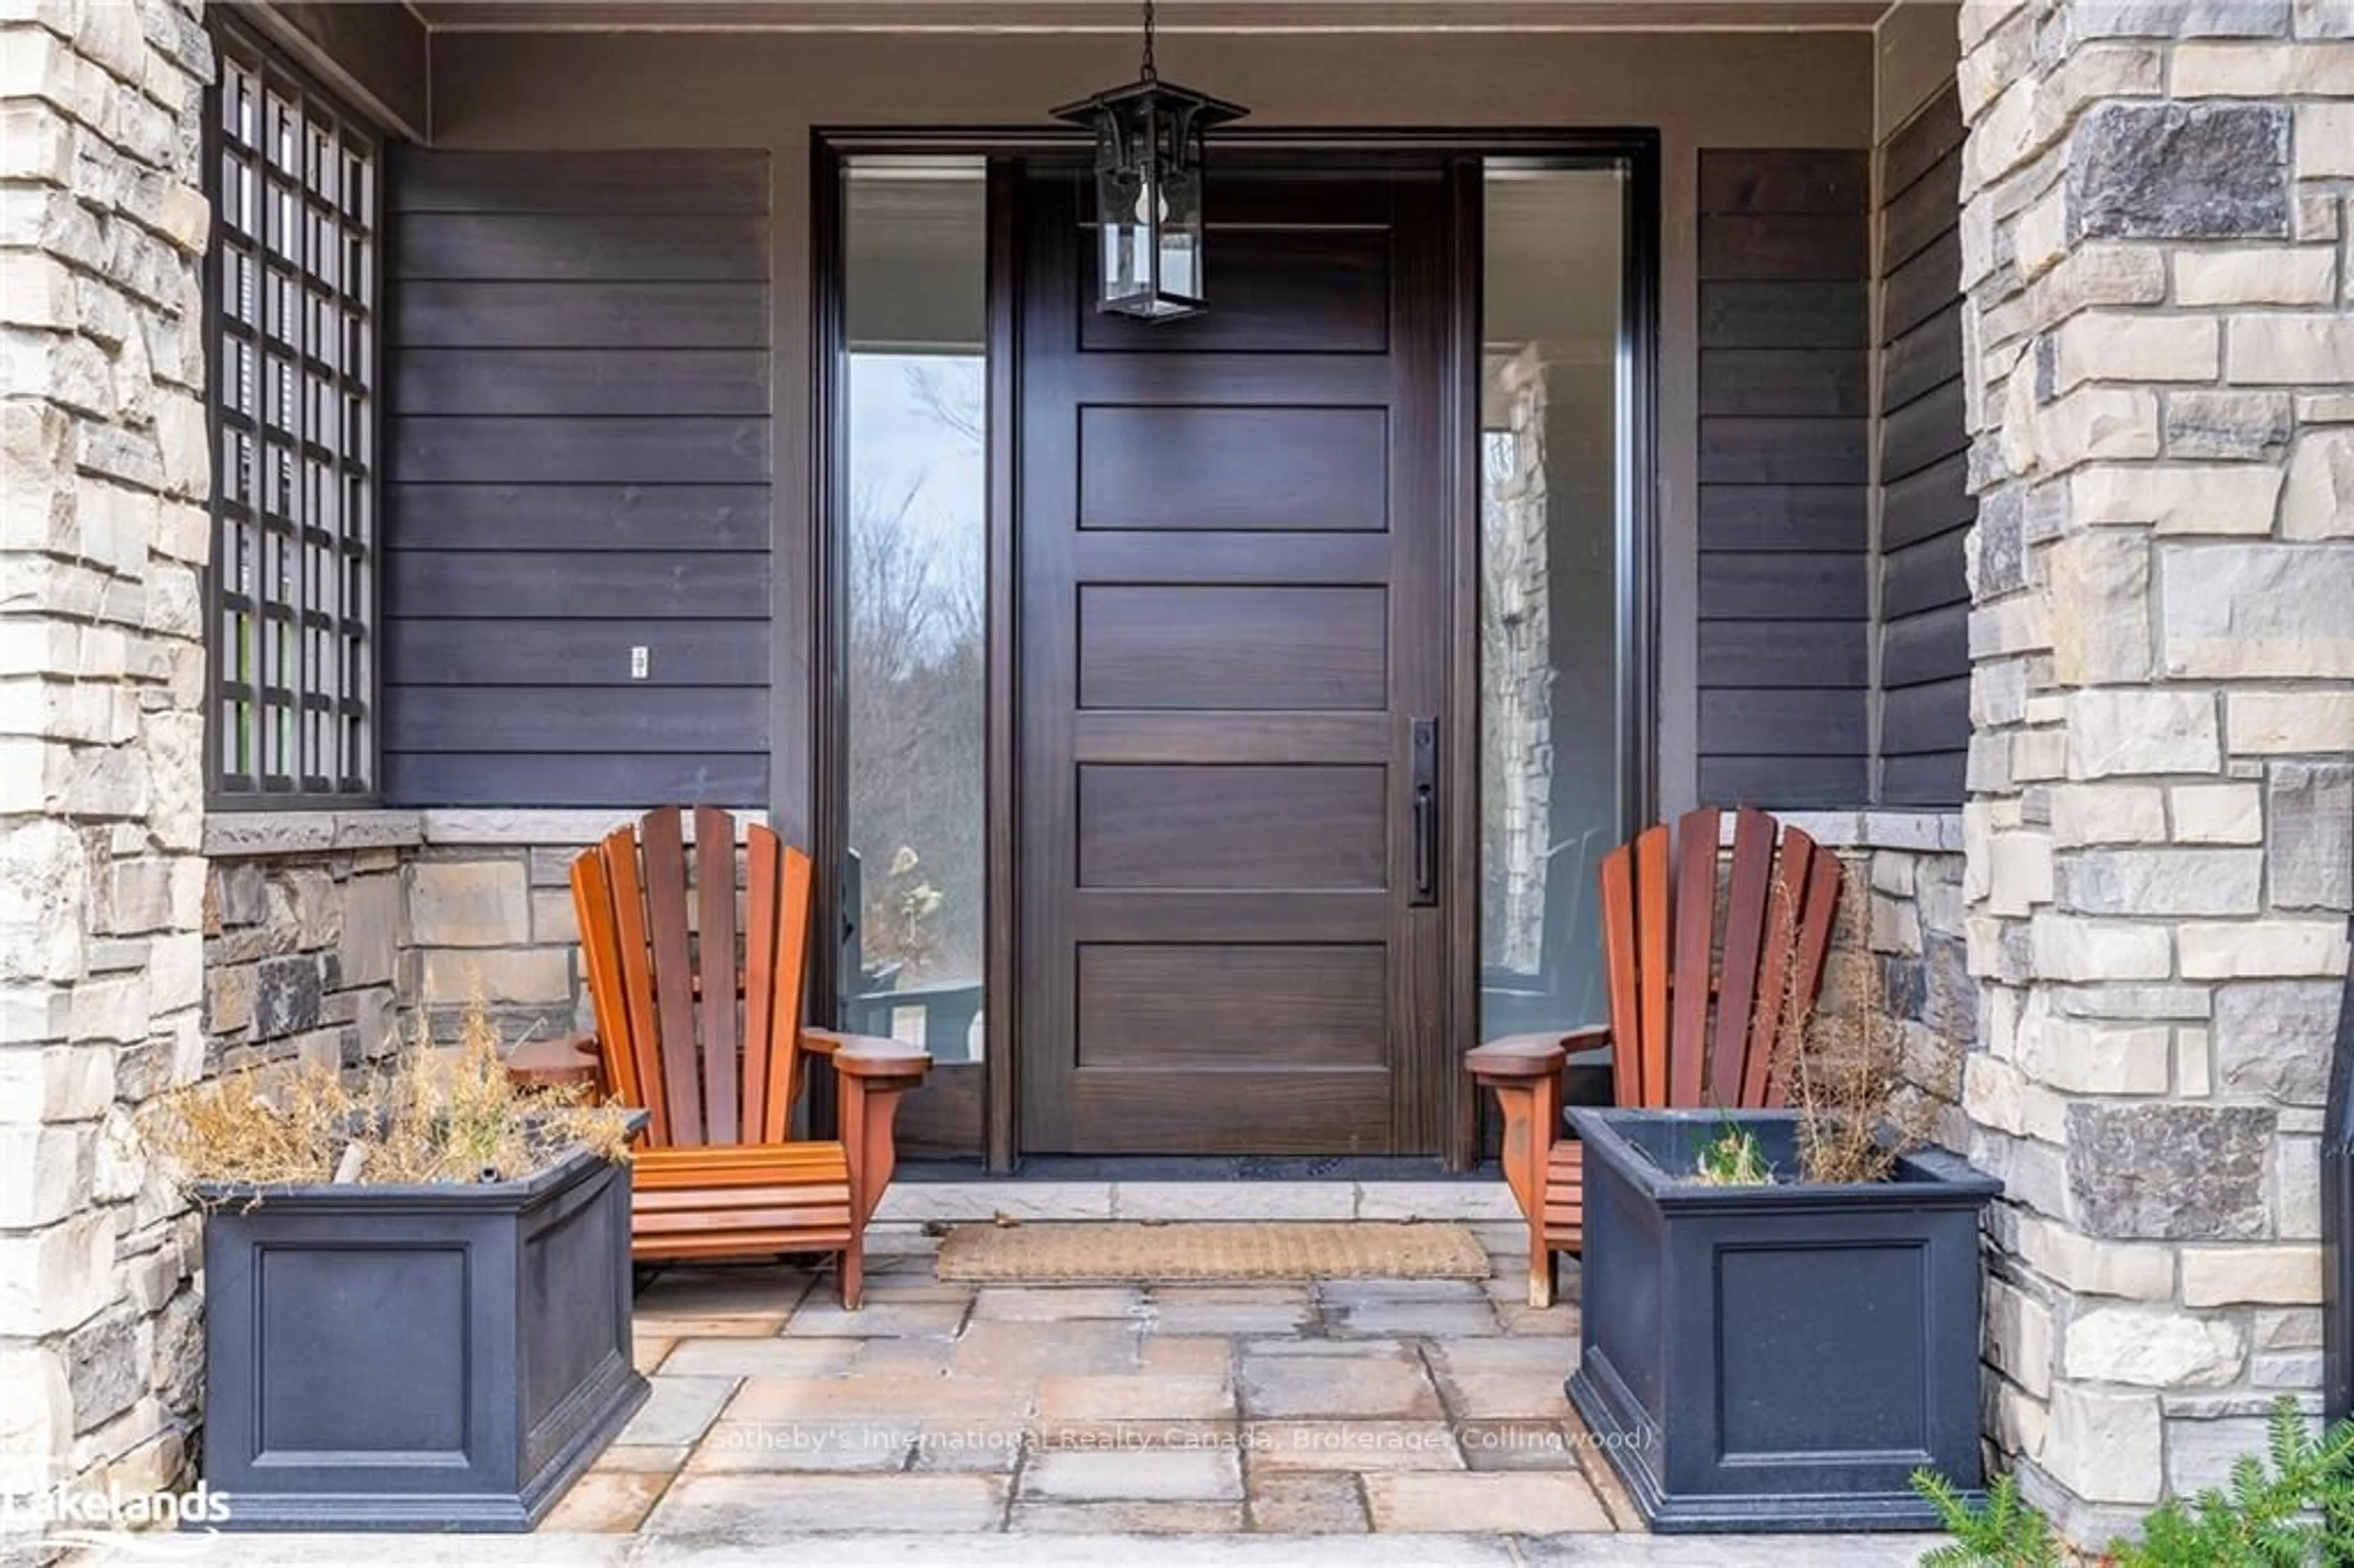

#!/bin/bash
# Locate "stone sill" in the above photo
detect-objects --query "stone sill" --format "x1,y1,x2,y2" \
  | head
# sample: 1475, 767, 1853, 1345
870, 1180, 1522, 1225
419, 809, 771, 846
201, 807, 778, 858
1719, 809, 1963, 853
204, 810, 424, 859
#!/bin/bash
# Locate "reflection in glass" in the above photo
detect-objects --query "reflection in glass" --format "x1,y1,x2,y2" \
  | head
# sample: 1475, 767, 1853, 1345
841, 159, 988, 1091
1479, 164, 1628, 1045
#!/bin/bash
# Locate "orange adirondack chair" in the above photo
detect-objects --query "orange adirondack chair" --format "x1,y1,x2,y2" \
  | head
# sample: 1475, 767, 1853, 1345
1466, 806, 1843, 1308
511, 807, 929, 1308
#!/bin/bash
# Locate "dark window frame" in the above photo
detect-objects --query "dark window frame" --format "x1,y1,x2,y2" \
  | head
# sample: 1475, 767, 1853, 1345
203, 18, 383, 808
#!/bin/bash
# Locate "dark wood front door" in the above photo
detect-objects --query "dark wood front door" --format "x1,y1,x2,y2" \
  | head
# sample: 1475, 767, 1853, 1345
1016, 162, 1455, 1155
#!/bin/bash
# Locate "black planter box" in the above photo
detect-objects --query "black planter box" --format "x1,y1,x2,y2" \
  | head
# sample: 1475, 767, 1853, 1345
1566, 1108, 2000, 1533
197, 1140, 649, 1531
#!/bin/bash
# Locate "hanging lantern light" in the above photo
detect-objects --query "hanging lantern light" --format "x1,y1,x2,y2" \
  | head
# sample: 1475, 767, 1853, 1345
1052, 0, 1246, 320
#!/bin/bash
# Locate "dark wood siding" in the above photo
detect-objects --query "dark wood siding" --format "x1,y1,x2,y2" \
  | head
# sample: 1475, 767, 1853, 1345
1874, 87, 1970, 805
382, 150, 771, 808
1696, 149, 1871, 807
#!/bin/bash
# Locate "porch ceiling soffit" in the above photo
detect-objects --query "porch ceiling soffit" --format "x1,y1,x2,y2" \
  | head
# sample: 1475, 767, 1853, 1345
409, 1, 1887, 32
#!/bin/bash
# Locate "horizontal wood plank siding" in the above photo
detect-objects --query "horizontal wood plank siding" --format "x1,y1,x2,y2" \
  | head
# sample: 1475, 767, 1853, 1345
383, 148, 771, 808
1873, 86, 1970, 806
1697, 147, 1871, 809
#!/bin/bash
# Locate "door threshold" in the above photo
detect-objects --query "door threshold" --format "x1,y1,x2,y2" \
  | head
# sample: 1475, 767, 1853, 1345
872, 1164, 1519, 1225
902, 1155, 1496, 1182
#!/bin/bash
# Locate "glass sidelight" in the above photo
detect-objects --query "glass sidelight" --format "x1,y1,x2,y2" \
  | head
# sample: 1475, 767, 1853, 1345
1477, 162, 1632, 1045
839, 158, 989, 1103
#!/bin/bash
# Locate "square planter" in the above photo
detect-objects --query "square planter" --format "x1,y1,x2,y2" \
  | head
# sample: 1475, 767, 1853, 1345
197, 1138, 650, 1531
1565, 1108, 2000, 1533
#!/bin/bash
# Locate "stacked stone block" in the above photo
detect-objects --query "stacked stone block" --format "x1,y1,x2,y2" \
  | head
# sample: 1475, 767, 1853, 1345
1862, 842, 1978, 1142
1955, 0, 2354, 1540
0, 0, 217, 1520
409, 845, 591, 1047
202, 849, 406, 1076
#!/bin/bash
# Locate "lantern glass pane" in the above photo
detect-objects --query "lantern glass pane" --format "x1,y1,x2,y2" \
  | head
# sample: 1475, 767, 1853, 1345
1154, 164, 1203, 306
1095, 162, 1151, 308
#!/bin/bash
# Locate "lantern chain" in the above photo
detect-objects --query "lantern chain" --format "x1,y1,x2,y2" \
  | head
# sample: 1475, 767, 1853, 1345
1140, 0, 1157, 82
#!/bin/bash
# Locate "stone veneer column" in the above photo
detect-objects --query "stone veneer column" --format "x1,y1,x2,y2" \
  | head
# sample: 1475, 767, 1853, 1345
0, 0, 216, 1514
1956, 0, 2354, 1542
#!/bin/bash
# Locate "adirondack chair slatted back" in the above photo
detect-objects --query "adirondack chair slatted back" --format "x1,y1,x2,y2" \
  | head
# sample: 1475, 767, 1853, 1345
1597, 805, 1842, 1111
571, 807, 814, 1150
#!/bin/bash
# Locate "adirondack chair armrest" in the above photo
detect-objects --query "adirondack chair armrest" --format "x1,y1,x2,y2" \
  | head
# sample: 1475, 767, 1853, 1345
799, 1027, 932, 1080
803, 1028, 929, 1230
1465, 1033, 1572, 1081
505, 1032, 604, 1095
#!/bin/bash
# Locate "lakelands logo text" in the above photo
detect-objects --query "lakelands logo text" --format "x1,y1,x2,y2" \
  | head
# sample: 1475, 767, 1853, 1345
2, 1479, 232, 1530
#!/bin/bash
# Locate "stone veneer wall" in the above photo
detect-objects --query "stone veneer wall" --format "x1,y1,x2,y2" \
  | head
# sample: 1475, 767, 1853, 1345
201, 844, 406, 1075
407, 843, 591, 1046
0, 0, 218, 1521
1956, 0, 2354, 1542
1862, 839, 1978, 1146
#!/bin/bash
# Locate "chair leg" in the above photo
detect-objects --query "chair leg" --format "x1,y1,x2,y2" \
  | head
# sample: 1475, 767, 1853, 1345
839, 1235, 865, 1311
1528, 1217, 1556, 1310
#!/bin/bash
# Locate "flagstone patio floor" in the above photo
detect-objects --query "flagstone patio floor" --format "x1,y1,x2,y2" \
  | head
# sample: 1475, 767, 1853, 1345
524, 1222, 1930, 1562
142, 1220, 1945, 1565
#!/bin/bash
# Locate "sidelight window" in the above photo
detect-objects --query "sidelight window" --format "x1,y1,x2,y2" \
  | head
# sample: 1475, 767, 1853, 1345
1478, 162, 1634, 1044
839, 158, 990, 1089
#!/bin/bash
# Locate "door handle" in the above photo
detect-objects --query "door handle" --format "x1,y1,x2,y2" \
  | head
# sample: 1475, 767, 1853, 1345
1411, 717, 1438, 907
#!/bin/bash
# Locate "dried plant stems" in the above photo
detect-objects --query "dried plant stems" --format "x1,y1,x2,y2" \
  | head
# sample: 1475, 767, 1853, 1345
147, 987, 631, 1192
1769, 883, 1945, 1186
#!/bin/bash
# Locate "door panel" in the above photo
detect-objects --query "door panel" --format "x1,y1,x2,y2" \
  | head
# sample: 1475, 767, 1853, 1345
1077, 586, 1389, 711
1018, 164, 1453, 1155
1076, 406, 1390, 530
1076, 763, 1389, 889
1076, 945, 1388, 1068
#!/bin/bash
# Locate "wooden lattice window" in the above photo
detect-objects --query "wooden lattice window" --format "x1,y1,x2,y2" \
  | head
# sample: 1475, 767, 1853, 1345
207, 26, 378, 804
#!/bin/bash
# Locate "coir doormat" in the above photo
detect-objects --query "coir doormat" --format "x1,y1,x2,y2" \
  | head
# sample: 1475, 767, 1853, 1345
934, 1220, 1489, 1284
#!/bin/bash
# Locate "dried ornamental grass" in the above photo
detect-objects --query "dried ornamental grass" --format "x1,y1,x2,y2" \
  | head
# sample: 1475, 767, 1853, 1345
147, 989, 632, 1193
1768, 894, 1948, 1187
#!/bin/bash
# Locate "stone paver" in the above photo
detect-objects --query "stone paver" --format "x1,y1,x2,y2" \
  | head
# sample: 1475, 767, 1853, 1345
974, 1285, 1145, 1320
593, 1442, 692, 1474
1149, 1298, 1316, 1334
1141, 1333, 1237, 1374
781, 1299, 966, 1339
910, 1421, 1031, 1473
1240, 1344, 1445, 1420
722, 1369, 1032, 1423
1330, 1300, 1506, 1338
1040, 1371, 1236, 1421
1245, 1419, 1466, 1473
1020, 1445, 1245, 1502
1012, 1501, 1251, 1532
1457, 1418, 1583, 1472
952, 1316, 1145, 1376
1363, 1471, 1613, 1533
647, 1472, 1012, 1534
631, 1314, 790, 1339
660, 1337, 859, 1378
540, 1470, 673, 1532
616, 1376, 740, 1447
1247, 1471, 1371, 1531
691, 1417, 916, 1472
